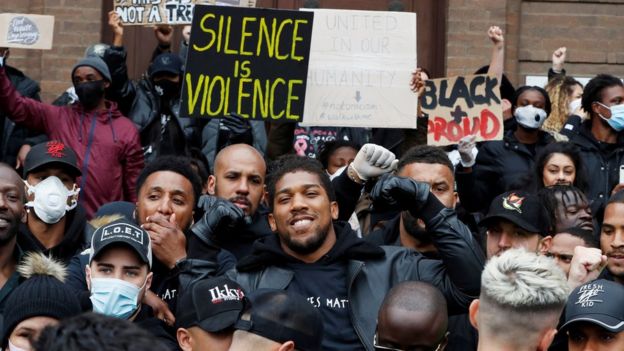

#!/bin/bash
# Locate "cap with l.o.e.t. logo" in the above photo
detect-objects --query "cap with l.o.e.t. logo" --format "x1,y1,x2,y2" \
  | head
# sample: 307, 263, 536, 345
89, 218, 152, 268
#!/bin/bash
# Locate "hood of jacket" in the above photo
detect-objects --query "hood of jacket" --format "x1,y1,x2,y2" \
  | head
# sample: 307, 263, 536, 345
18, 204, 88, 263
236, 221, 385, 272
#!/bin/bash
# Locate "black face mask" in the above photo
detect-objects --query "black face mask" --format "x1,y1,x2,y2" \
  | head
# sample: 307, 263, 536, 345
75, 80, 105, 111
153, 79, 180, 100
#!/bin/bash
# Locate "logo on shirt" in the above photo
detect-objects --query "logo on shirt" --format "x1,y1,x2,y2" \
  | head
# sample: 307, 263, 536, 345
502, 193, 524, 213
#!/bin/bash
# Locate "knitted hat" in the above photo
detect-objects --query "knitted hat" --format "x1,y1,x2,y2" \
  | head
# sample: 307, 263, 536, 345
1, 253, 82, 345
71, 56, 111, 82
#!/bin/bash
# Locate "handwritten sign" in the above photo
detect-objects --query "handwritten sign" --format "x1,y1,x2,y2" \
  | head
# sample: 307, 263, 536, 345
301, 9, 417, 129
0, 14, 54, 50
179, 5, 313, 123
423, 74, 503, 146
114, 0, 257, 26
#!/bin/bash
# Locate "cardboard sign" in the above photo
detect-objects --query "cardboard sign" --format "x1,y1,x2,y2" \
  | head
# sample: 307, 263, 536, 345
114, 0, 256, 26
301, 9, 417, 129
0, 14, 54, 50
180, 5, 313, 123
423, 74, 503, 146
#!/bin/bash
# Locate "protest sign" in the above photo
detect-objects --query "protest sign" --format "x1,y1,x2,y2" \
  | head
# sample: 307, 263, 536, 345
114, 0, 257, 26
0, 14, 54, 50
180, 5, 313, 123
423, 74, 503, 146
301, 9, 417, 129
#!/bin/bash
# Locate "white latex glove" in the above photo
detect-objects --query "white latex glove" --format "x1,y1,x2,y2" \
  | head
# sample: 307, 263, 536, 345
350, 143, 398, 181
567, 246, 607, 290
458, 135, 478, 167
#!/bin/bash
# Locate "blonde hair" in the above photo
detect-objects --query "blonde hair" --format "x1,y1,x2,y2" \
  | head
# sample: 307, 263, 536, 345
478, 249, 569, 348
542, 76, 583, 133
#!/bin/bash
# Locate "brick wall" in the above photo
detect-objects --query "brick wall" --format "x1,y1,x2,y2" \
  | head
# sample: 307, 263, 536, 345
446, 0, 624, 88
0, 0, 101, 103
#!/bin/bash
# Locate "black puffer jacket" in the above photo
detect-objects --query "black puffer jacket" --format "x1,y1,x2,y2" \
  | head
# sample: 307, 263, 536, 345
1, 65, 44, 167
568, 121, 624, 215
104, 46, 201, 163
456, 129, 554, 213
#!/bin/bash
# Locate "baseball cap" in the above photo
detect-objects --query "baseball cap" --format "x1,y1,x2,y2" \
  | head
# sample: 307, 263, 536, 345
24, 141, 82, 178
89, 218, 152, 268
234, 289, 324, 351
176, 276, 245, 332
149, 53, 183, 77
560, 279, 624, 333
479, 190, 551, 236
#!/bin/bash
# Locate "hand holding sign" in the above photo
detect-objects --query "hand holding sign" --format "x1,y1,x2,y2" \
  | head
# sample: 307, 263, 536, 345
410, 67, 426, 97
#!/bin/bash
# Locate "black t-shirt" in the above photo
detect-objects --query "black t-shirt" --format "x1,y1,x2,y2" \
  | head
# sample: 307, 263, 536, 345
285, 260, 364, 350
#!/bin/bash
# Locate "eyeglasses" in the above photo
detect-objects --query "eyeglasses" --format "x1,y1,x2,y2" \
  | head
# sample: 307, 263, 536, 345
373, 331, 449, 351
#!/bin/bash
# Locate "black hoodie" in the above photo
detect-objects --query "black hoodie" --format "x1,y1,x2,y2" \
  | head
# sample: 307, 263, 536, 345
237, 221, 384, 350
17, 205, 87, 264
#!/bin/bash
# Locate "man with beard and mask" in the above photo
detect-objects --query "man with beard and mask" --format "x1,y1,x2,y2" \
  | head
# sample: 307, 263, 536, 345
85, 217, 178, 349
569, 74, 624, 215
0, 53, 144, 219
19, 141, 86, 264
0, 164, 27, 316
456, 85, 554, 214
104, 12, 201, 164
188, 144, 272, 261
181, 156, 484, 350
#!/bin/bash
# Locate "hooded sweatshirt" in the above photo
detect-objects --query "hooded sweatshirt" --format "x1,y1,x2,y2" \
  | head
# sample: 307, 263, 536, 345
0, 67, 144, 218
237, 222, 385, 350
17, 205, 87, 264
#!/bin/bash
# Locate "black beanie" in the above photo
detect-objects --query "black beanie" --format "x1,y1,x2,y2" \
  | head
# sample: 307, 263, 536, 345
1, 253, 82, 345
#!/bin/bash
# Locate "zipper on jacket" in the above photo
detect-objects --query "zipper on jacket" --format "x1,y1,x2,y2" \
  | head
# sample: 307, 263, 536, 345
347, 261, 369, 350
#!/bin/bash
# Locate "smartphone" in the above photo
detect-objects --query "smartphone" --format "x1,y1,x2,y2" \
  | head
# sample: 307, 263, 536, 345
620, 165, 624, 184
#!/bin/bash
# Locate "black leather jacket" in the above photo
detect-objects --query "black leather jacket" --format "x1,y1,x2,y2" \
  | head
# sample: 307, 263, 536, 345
180, 198, 484, 350
104, 46, 201, 162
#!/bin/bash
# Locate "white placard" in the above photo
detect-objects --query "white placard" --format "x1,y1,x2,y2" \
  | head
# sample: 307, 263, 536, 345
301, 9, 417, 129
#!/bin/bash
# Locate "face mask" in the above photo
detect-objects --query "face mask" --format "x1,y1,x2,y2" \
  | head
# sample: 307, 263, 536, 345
153, 79, 180, 100
514, 105, 548, 129
597, 102, 624, 132
568, 98, 582, 114
25, 176, 79, 224
74, 80, 105, 111
7, 340, 28, 351
89, 277, 146, 320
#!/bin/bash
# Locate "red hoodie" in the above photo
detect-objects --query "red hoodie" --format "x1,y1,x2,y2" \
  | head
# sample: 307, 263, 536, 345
0, 67, 144, 219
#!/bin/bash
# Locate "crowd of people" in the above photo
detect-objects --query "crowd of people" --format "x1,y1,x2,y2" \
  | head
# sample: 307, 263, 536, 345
0, 8, 623, 351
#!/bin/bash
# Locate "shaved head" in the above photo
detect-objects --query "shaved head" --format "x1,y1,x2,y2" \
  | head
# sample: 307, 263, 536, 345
209, 144, 266, 216
377, 282, 448, 350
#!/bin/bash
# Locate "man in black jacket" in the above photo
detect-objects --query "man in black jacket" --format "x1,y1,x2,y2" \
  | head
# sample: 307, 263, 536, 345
183, 155, 484, 350
570, 74, 624, 215
0, 47, 45, 169
19, 141, 86, 264
189, 144, 273, 260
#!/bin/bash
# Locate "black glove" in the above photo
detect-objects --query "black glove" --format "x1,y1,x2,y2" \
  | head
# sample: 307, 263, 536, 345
370, 173, 430, 214
191, 195, 244, 244
221, 112, 251, 135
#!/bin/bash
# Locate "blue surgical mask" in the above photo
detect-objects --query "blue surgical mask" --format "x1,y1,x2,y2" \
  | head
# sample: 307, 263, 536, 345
597, 102, 624, 132
89, 277, 146, 320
